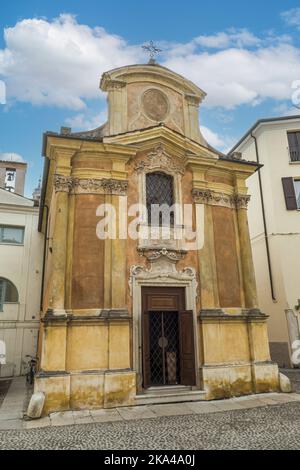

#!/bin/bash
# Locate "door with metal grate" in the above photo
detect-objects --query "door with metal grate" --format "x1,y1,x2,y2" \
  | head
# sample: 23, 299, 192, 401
148, 311, 180, 386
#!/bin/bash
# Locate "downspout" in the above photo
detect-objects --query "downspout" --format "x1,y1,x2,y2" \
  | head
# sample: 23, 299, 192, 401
251, 131, 276, 301
40, 204, 49, 312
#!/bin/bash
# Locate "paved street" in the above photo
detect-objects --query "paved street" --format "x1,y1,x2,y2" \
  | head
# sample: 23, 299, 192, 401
0, 401, 300, 449
1, 374, 300, 449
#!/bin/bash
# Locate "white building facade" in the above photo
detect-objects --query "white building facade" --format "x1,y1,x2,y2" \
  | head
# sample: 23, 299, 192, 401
0, 155, 43, 377
230, 116, 300, 367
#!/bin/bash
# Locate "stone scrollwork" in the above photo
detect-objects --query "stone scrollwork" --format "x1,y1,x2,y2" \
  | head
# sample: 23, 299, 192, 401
192, 188, 250, 209
53, 175, 73, 193
137, 247, 187, 263
53, 174, 128, 195
129, 262, 198, 300
134, 144, 185, 175
232, 194, 251, 209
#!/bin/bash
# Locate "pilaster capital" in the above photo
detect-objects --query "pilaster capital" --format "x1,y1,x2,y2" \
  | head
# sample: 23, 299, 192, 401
53, 174, 73, 193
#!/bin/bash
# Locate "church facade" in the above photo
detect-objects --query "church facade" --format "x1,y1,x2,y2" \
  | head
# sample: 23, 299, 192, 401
36, 63, 281, 414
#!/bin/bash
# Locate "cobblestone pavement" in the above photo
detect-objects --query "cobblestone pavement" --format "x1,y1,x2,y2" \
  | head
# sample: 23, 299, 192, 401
1, 401, 300, 450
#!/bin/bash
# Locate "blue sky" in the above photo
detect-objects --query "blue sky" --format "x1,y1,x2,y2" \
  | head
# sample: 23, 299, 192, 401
1, 0, 300, 196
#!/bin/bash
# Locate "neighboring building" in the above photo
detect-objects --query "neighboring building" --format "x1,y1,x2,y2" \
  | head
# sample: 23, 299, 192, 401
0, 153, 27, 195
36, 62, 281, 415
229, 115, 300, 368
0, 154, 43, 377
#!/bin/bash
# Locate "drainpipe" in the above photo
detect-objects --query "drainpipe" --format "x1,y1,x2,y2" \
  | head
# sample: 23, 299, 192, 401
40, 204, 49, 312
251, 131, 276, 301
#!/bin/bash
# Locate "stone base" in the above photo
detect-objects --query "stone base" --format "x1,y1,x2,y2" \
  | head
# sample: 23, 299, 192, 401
201, 362, 280, 400
34, 370, 136, 416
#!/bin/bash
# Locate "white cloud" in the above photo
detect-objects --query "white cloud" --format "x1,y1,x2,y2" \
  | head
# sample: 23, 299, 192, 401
65, 110, 107, 130
194, 29, 261, 49
272, 102, 300, 117
0, 15, 300, 111
0, 14, 142, 109
200, 126, 234, 153
164, 43, 300, 108
281, 8, 300, 29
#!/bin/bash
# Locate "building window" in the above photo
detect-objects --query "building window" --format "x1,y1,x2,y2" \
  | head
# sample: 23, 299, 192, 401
0, 278, 18, 312
287, 132, 300, 162
4, 168, 16, 192
146, 172, 174, 226
295, 180, 300, 209
0, 226, 24, 244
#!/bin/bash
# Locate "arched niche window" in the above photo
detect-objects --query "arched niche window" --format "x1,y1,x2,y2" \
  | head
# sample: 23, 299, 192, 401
146, 171, 174, 226
0, 278, 18, 312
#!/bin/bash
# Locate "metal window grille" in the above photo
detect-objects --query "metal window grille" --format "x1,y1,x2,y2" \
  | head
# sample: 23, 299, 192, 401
146, 172, 174, 225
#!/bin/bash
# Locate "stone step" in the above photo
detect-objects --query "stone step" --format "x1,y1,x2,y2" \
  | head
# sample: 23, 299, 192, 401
135, 389, 206, 405
144, 385, 191, 396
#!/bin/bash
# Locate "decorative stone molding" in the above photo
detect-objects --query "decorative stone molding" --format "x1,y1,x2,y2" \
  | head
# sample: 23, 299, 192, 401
192, 188, 250, 209
137, 247, 187, 263
232, 194, 251, 209
199, 308, 267, 321
129, 257, 199, 390
185, 93, 201, 106
72, 177, 128, 195
104, 79, 126, 91
53, 175, 128, 195
129, 261, 198, 300
53, 175, 73, 193
134, 144, 185, 175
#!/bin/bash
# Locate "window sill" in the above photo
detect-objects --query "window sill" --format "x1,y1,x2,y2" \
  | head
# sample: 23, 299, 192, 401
289, 161, 300, 165
0, 242, 24, 246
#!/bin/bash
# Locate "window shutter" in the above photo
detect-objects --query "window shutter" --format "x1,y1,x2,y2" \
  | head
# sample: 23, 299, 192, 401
282, 177, 297, 210
179, 310, 196, 386
142, 311, 151, 388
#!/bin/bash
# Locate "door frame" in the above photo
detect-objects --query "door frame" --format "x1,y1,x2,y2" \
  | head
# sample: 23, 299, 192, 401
142, 286, 186, 388
130, 270, 200, 393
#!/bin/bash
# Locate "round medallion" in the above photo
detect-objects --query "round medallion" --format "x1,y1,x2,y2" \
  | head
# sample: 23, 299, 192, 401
142, 89, 169, 122
158, 336, 168, 349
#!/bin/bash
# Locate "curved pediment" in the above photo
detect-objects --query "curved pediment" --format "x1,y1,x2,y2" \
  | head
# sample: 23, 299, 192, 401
99, 63, 207, 145
100, 63, 206, 100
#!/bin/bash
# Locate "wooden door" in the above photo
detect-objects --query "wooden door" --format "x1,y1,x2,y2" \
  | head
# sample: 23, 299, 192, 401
179, 310, 196, 386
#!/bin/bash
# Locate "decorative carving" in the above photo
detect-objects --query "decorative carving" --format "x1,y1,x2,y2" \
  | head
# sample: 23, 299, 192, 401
232, 194, 251, 209
53, 175, 73, 193
134, 144, 185, 175
54, 175, 128, 195
105, 79, 126, 91
72, 178, 128, 195
129, 262, 198, 300
185, 93, 201, 107
192, 188, 250, 209
137, 247, 187, 263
